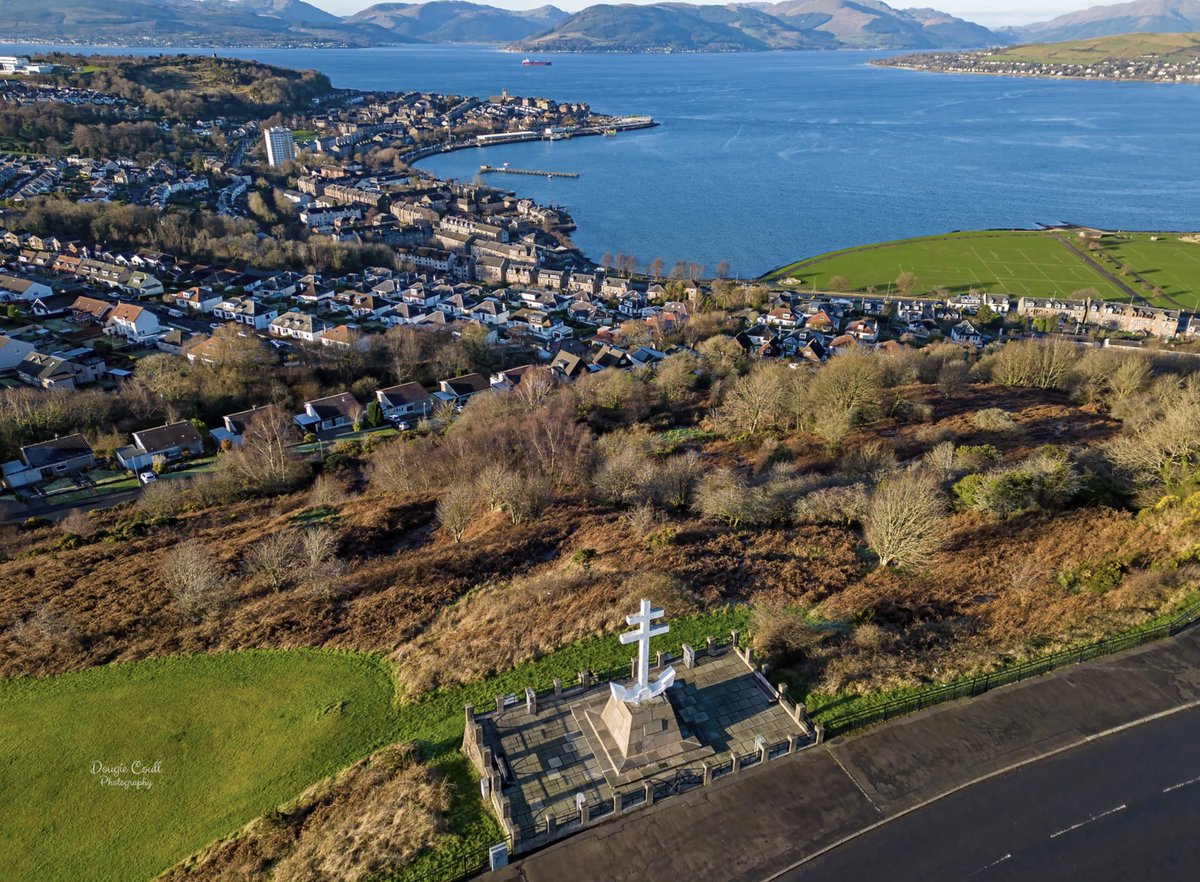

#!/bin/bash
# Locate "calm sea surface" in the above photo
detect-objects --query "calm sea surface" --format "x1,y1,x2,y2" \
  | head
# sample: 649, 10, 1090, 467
5, 43, 1200, 275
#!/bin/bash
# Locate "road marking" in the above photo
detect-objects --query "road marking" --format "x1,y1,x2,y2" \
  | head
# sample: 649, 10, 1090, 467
969, 853, 1012, 876
1049, 804, 1126, 839
1163, 774, 1200, 793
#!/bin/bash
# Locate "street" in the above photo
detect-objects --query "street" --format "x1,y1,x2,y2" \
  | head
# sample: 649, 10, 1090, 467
781, 704, 1200, 882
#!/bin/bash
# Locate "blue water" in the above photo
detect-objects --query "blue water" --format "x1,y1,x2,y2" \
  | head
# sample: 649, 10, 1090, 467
6, 43, 1200, 275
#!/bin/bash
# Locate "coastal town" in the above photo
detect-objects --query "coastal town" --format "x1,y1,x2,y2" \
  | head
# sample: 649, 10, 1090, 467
876, 45, 1200, 83
1, 53, 1198, 514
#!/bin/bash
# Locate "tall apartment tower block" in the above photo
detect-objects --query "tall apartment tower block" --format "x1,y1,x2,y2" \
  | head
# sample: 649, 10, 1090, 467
264, 127, 296, 168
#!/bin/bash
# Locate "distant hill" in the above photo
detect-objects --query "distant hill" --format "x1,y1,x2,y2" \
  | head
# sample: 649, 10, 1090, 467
992, 30, 1200, 64
762, 0, 998, 49
518, 1, 1001, 52
348, 2, 569, 44
1, 0, 1000, 51
0, 0, 408, 47
1010, 0, 1200, 43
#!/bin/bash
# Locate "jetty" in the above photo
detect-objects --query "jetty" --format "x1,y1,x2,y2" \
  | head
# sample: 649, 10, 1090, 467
479, 165, 579, 179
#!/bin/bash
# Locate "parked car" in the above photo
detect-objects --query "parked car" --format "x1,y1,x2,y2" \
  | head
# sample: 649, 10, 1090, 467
138, 472, 157, 485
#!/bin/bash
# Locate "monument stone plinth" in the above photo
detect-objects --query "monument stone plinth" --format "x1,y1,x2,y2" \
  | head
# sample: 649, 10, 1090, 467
575, 599, 712, 784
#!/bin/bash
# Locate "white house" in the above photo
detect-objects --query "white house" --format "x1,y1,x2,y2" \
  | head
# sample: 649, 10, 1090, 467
0, 273, 52, 302
213, 296, 278, 330
270, 311, 330, 343
106, 303, 162, 343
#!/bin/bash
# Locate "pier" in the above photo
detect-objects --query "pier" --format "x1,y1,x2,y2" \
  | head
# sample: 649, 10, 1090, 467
479, 166, 579, 178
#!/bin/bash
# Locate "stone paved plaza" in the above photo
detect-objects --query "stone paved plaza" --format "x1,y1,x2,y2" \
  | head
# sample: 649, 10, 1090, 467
483, 649, 805, 831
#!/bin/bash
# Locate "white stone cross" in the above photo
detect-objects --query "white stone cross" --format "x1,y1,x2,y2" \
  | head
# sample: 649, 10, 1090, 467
610, 598, 676, 705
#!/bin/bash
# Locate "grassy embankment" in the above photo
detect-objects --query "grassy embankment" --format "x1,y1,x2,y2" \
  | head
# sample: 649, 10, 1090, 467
766, 229, 1200, 309
0, 608, 746, 882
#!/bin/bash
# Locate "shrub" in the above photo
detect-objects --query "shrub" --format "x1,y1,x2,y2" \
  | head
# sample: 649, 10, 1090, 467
793, 484, 870, 526
694, 468, 770, 529
59, 509, 96, 540
839, 441, 899, 482
137, 479, 189, 519
308, 473, 349, 509
750, 606, 825, 666
161, 539, 229, 623
958, 448, 1081, 518
971, 407, 1017, 434
436, 482, 477, 543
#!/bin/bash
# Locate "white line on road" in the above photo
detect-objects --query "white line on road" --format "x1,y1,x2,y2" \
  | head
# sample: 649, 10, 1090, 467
969, 854, 1012, 876
1163, 775, 1200, 793
1050, 804, 1126, 839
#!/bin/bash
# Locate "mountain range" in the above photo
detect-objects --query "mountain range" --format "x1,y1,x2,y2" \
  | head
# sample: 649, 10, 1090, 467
1, 0, 1199, 52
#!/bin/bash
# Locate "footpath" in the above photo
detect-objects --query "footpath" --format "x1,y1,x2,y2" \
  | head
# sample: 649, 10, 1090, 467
491, 626, 1200, 882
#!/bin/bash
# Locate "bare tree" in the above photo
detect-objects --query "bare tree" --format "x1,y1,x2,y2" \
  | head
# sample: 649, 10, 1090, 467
600, 252, 613, 274
60, 509, 96, 539
161, 540, 229, 622
223, 405, 308, 494
437, 483, 477, 542
896, 271, 918, 296
649, 257, 665, 280
300, 526, 345, 601
986, 339, 1079, 391
243, 530, 302, 592
715, 260, 730, 280
863, 472, 948, 569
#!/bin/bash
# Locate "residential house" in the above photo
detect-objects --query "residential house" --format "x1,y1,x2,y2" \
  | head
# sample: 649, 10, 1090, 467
106, 303, 162, 343
295, 392, 361, 433
0, 273, 52, 302
321, 324, 367, 352
16, 352, 78, 389
0, 334, 35, 372
950, 320, 986, 348
169, 286, 222, 314
1, 433, 95, 490
375, 382, 432, 420
213, 295, 278, 330
436, 373, 489, 407
211, 406, 272, 447
845, 318, 879, 343
69, 295, 115, 325
116, 421, 205, 471
270, 311, 330, 343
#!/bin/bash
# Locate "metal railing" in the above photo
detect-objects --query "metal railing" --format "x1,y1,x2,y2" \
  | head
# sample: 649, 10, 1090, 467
397, 851, 489, 882
822, 597, 1200, 738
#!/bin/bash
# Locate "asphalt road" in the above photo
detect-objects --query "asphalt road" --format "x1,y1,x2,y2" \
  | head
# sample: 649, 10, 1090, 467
780, 704, 1200, 882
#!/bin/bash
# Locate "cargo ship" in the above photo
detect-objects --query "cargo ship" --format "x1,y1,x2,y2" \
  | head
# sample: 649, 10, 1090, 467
521, 58, 552, 66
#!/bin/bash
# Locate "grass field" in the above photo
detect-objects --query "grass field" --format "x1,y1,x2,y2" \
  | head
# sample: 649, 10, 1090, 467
0, 650, 404, 882
1096, 234, 1200, 309
0, 608, 748, 881
766, 229, 1200, 304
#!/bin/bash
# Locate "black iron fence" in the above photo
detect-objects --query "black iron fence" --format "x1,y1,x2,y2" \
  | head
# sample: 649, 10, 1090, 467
822, 596, 1200, 739
398, 851, 490, 882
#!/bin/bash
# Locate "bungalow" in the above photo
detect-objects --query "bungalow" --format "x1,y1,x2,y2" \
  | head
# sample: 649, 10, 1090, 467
106, 303, 162, 343
213, 295, 277, 330
295, 392, 361, 433
211, 406, 272, 447
375, 382, 432, 420
270, 311, 330, 343
0, 433, 96, 490
69, 295, 115, 325
16, 353, 78, 390
0, 334, 35, 372
469, 298, 510, 327
550, 349, 586, 379
0, 273, 52, 302
31, 293, 75, 317
950, 320, 986, 348
122, 271, 163, 298
116, 421, 205, 471
437, 373, 489, 406
169, 286, 222, 314
321, 324, 368, 352
845, 318, 879, 343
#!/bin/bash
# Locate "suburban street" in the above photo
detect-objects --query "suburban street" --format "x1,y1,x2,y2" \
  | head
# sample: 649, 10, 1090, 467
782, 704, 1200, 882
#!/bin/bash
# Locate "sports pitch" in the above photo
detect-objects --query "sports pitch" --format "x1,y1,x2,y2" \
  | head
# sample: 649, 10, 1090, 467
766, 230, 1200, 305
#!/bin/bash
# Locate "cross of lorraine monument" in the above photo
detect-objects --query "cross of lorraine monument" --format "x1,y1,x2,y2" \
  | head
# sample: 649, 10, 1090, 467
581, 599, 711, 782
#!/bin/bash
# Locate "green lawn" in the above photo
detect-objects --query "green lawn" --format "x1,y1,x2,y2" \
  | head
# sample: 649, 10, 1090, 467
0, 650, 404, 882
0, 608, 748, 882
766, 230, 1132, 299
1096, 234, 1200, 309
